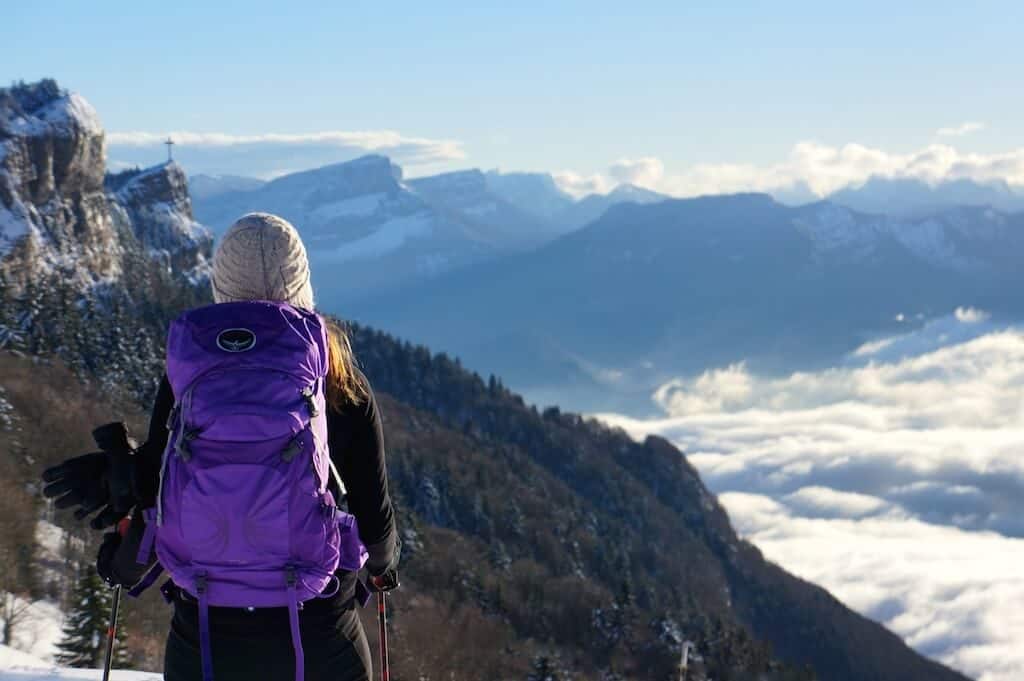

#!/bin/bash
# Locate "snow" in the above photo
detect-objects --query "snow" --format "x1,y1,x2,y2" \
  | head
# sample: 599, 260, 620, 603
0, 596, 63, 664
328, 213, 433, 262
34, 523, 66, 564
309, 192, 385, 220
0, 387, 15, 430
801, 202, 989, 271
890, 217, 970, 270
50, 95, 103, 136
0, 651, 161, 680
0, 201, 30, 257
5, 94, 102, 138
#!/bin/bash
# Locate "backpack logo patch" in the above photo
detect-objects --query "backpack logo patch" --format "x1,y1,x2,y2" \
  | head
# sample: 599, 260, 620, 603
216, 328, 257, 353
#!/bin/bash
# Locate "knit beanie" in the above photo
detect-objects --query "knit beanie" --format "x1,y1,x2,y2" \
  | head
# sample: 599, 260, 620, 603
211, 213, 315, 310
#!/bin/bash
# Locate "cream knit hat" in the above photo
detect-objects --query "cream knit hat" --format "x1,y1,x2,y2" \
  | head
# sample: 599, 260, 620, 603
211, 213, 315, 310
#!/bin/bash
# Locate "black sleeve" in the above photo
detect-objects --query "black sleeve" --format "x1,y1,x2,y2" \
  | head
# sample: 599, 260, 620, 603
133, 375, 174, 507
327, 378, 397, 574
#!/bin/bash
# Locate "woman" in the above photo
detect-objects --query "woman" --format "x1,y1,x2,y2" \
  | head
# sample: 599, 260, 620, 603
46, 213, 398, 681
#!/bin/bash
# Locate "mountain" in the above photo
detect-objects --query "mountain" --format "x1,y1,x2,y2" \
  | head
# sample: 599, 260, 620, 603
346, 193, 1024, 413
407, 168, 558, 248
0, 79, 211, 400
559, 183, 669, 230
830, 176, 1024, 217
187, 173, 265, 200
192, 156, 566, 305
483, 169, 576, 222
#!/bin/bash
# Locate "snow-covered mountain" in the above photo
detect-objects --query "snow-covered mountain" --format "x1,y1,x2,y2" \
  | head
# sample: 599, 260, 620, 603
192, 156, 577, 304
482, 169, 576, 222
407, 169, 557, 248
347, 193, 1024, 412
794, 200, 1024, 276
0, 80, 211, 292
829, 175, 1024, 217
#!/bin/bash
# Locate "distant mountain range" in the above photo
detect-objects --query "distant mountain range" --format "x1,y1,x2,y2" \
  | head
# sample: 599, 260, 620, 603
344, 194, 1024, 413
829, 176, 1024, 217
191, 160, 1024, 414
191, 159, 669, 303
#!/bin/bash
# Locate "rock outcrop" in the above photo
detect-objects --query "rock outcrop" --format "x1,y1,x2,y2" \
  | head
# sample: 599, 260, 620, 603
107, 162, 212, 279
0, 79, 211, 290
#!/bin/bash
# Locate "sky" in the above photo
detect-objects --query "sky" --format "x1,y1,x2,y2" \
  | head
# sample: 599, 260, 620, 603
601, 311, 1024, 681
4, 1, 1024, 194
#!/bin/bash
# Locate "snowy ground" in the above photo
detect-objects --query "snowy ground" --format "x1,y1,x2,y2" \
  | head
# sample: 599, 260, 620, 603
0, 522, 152, 679
0, 644, 158, 680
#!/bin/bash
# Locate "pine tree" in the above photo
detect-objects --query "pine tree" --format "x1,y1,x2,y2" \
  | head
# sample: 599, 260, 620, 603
55, 565, 130, 668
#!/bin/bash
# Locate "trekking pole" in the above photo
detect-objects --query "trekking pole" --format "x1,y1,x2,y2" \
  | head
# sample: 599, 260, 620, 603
101, 584, 123, 681
377, 590, 389, 681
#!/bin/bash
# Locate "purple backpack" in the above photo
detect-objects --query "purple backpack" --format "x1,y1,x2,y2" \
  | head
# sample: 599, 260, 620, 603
139, 301, 367, 681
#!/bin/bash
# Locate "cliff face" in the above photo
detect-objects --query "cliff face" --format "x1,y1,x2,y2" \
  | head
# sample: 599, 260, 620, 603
0, 79, 211, 289
0, 80, 120, 285
107, 162, 212, 278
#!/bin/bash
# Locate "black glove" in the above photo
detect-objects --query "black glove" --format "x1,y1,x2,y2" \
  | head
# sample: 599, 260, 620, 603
96, 531, 124, 585
97, 513, 156, 587
366, 568, 400, 592
42, 422, 137, 530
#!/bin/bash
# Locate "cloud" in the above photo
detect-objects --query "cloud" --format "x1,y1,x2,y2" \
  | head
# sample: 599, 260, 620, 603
106, 129, 465, 179
608, 157, 665, 188
782, 486, 892, 518
598, 312, 1024, 681
551, 170, 614, 197
560, 140, 1024, 201
720, 491, 1024, 681
937, 122, 985, 137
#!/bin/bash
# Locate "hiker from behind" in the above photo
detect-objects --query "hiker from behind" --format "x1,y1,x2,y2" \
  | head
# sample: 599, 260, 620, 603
42, 213, 399, 681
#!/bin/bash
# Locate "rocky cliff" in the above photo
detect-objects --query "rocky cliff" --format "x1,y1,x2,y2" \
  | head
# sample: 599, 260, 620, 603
0, 79, 210, 290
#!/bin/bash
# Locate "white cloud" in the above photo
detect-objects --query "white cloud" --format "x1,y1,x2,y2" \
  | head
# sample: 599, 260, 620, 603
782, 486, 892, 518
106, 129, 465, 178
721, 492, 1024, 681
599, 313, 1024, 681
937, 122, 985, 137
608, 157, 665, 188
560, 140, 1024, 201
552, 170, 614, 197
107, 130, 464, 159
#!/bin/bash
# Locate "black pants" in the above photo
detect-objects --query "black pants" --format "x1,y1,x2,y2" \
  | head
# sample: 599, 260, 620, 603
163, 589, 371, 681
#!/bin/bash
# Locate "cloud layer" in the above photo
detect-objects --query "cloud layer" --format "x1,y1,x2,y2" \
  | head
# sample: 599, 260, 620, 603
106, 130, 465, 179
937, 122, 986, 137
600, 312, 1024, 681
561, 140, 1024, 200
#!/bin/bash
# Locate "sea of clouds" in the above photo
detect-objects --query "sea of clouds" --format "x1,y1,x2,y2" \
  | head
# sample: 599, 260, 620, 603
601, 310, 1024, 681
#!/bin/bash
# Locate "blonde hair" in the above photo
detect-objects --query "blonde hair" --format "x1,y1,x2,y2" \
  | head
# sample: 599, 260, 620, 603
325, 318, 368, 410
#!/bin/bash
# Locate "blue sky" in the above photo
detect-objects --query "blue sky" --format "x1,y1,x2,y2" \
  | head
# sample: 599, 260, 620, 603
4, 1, 1024, 194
